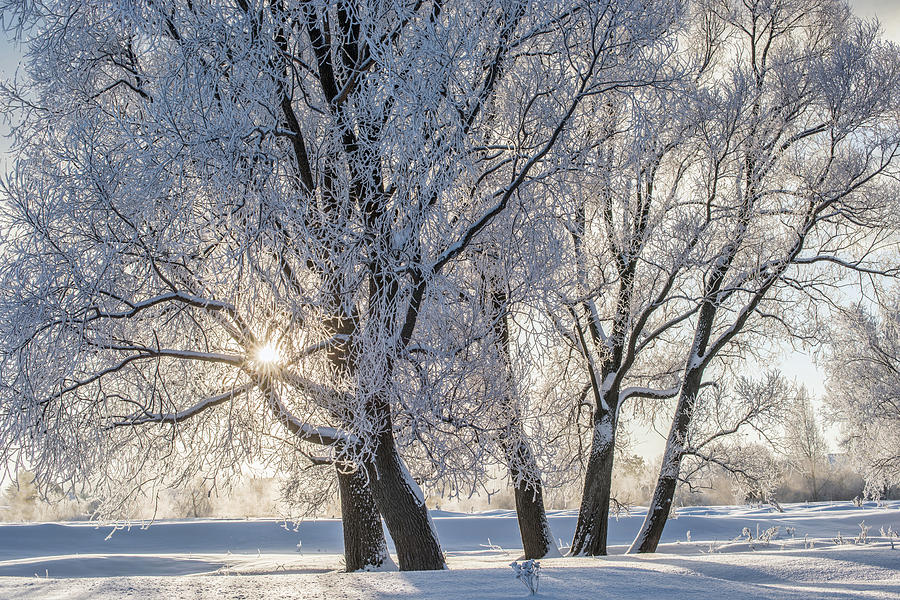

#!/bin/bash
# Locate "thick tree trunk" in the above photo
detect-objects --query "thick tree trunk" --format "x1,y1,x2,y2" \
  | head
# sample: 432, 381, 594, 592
324, 322, 393, 571
501, 431, 559, 558
365, 430, 445, 571
570, 412, 616, 555
628, 372, 699, 553
512, 479, 557, 559
336, 467, 393, 571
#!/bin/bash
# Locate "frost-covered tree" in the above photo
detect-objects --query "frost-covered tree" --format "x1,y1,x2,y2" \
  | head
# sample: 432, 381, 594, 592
475, 245, 559, 558
554, 73, 699, 556
629, 0, 900, 553
675, 371, 789, 502
783, 387, 830, 501
0, 0, 676, 571
407, 242, 562, 557
1, 471, 38, 521
826, 299, 900, 495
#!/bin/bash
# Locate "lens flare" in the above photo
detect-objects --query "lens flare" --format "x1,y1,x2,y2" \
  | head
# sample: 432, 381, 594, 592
254, 342, 281, 367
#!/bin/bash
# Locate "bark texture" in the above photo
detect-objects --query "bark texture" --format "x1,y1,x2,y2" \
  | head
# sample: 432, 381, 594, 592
366, 430, 445, 571
501, 431, 558, 558
337, 467, 392, 571
628, 369, 700, 553
570, 413, 616, 555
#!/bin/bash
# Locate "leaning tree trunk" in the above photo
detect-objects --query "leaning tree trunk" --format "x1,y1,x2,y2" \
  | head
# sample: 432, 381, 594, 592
365, 429, 446, 571
488, 275, 557, 559
628, 371, 699, 553
500, 427, 559, 558
626, 436, 682, 554
337, 467, 394, 571
570, 410, 616, 555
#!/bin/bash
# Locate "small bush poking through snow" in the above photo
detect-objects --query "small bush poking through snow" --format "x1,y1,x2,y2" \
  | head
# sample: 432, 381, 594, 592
758, 526, 780, 546
481, 538, 509, 556
739, 525, 780, 549
510, 560, 541, 595
880, 525, 898, 549
856, 521, 871, 545
831, 522, 881, 546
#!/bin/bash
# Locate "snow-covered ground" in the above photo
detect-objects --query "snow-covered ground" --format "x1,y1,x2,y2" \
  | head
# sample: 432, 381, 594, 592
0, 501, 898, 598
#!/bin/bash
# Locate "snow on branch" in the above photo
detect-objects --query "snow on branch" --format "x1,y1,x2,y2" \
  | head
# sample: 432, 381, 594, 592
619, 385, 680, 404
32, 291, 251, 346
429, 20, 613, 278
792, 255, 900, 277
109, 382, 255, 427
52, 348, 243, 400
261, 382, 361, 450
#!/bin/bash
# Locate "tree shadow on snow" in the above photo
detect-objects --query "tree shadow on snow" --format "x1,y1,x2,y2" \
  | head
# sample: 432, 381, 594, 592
638, 554, 900, 599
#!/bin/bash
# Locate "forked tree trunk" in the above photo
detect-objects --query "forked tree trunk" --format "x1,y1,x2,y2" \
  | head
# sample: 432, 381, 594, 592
323, 320, 393, 571
336, 467, 393, 571
570, 412, 616, 555
365, 430, 445, 571
628, 371, 699, 554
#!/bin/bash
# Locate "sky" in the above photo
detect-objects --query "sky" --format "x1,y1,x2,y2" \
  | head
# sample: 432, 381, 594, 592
854, 0, 900, 40
0, 1, 897, 468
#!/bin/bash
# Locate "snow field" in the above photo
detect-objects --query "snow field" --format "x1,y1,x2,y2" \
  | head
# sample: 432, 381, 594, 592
0, 501, 897, 598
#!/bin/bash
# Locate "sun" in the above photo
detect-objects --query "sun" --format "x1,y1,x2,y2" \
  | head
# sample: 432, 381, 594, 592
253, 342, 282, 369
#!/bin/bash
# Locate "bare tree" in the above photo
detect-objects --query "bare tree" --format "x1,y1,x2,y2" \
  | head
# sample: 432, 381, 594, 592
558, 82, 699, 556
676, 370, 791, 508
629, 0, 900, 553
481, 246, 559, 558
533, 29, 714, 553
783, 387, 830, 501
826, 298, 900, 495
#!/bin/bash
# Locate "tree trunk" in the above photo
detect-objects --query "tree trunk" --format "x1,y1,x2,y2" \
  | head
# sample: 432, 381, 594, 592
365, 430, 445, 571
570, 412, 616, 555
501, 431, 559, 558
626, 437, 682, 553
337, 467, 394, 571
488, 274, 557, 559
628, 372, 698, 554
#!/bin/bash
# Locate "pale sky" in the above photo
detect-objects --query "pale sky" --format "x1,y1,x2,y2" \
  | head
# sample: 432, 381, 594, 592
853, 0, 900, 40
0, 28, 18, 160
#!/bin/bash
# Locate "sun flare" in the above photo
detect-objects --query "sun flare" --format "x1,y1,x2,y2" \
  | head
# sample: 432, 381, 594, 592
254, 342, 281, 367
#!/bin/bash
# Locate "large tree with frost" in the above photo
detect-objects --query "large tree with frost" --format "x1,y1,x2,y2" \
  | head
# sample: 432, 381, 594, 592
0, 0, 674, 570
550, 72, 700, 556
